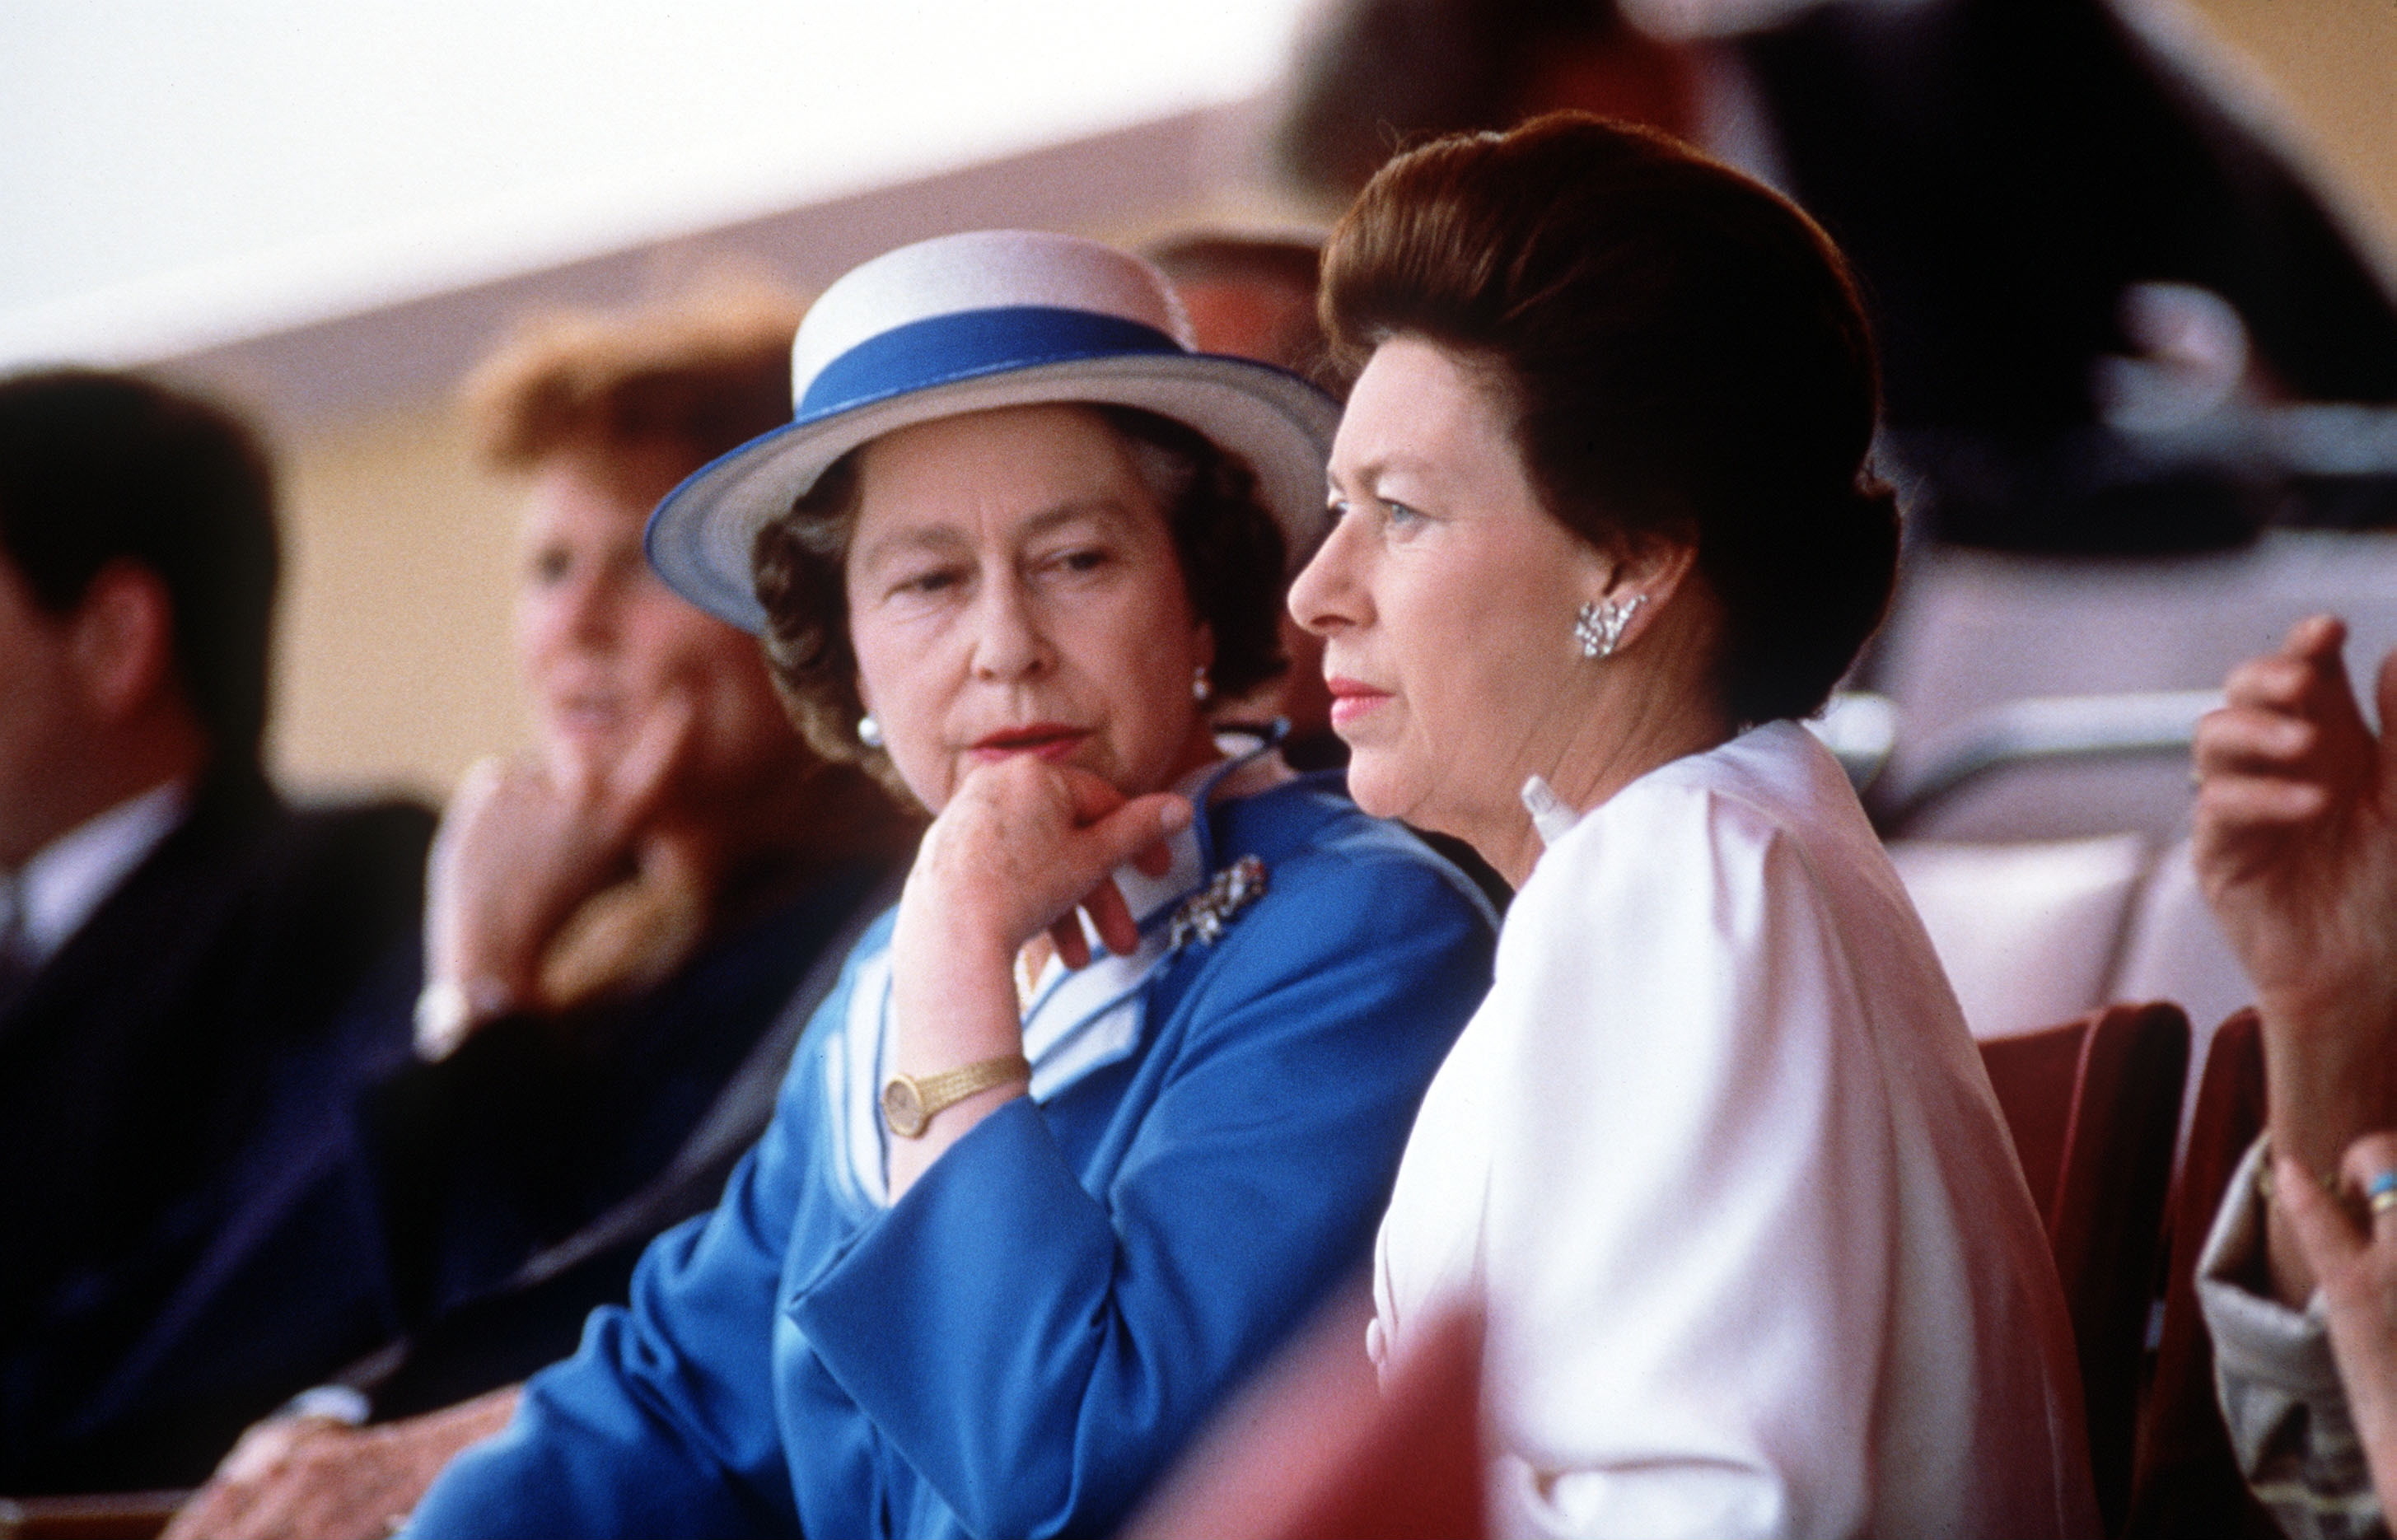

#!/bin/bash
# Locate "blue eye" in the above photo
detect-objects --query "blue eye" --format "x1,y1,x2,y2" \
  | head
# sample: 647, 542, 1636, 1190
1385, 500, 1423, 526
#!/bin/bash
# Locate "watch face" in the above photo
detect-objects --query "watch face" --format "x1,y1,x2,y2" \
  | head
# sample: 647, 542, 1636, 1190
881, 1076, 926, 1137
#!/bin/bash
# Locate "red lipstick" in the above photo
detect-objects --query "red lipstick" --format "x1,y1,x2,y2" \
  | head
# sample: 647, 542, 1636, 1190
970, 722, 1091, 763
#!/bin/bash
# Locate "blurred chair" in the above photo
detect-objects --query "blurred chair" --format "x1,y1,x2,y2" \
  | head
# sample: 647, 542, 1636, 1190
1979, 1002, 2190, 1534
1893, 833, 2152, 1039
2122, 1010, 2278, 1540
1873, 533, 2397, 749
1871, 692, 2217, 844
0, 1490, 183, 1540
1868, 530, 2397, 844
2111, 841, 2259, 1168
1125, 1290, 1485, 1540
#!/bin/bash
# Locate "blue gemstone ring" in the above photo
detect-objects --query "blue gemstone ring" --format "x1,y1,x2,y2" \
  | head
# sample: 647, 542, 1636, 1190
2368, 1169, 2397, 1216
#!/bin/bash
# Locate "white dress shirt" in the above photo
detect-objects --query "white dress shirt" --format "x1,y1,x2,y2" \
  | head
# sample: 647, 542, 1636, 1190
1371, 721, 2100, 1539
0, 781, 188, 969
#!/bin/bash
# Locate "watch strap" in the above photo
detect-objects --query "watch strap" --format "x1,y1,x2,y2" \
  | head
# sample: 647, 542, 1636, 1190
882, 1052, 1032, 1137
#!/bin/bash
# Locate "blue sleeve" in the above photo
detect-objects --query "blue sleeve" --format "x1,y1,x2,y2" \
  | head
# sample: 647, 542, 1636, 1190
786, 845, 1493, 1538
404, 1048, 821, 1538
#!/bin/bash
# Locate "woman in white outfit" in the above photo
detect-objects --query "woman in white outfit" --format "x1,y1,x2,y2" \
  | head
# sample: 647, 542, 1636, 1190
1287, 114, 2102, 1539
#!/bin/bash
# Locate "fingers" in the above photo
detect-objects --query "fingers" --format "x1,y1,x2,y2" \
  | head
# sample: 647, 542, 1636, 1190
2194, 616, 2376, 853
1051, 763, 1133, 827
2194, 702, 2320, 777
1082, 791, 1194, 870
448, 754, 509, 820
2277, 1146, 2368, 1280
600, 689, 699, 839
2219, 615, 2352, 721
540, 725, 603, 804
2287, 614, 2350, 667
2343, 1133, 2397, 1249
1049, 911, 1091, 970
1082, 877, 1143, 957
2194, 769, 2331, 832
927, 763, 1198, 970
1042, 884, 1142, 970
1131, 831, 1179, 880
1055, 800, 1189, 965
1048, 767, 1190, 874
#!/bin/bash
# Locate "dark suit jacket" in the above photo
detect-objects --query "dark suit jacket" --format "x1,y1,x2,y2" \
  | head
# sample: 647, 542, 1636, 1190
0, 766, 433, 1493
348, 856, 901, 1421
7, 849, 904, 1490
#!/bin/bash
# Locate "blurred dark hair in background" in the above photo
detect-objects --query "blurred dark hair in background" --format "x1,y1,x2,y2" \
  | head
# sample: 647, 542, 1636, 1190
1277, 0, 2397, 553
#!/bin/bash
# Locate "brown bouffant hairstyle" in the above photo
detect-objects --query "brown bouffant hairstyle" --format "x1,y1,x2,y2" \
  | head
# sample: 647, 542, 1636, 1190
752, 404, 1289, 793
462, 277, 806, 470
1321, 113, 1900, 725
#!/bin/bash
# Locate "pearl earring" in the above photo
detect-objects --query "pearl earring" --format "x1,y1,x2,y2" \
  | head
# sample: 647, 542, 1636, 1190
1573, 594, 1646, 660
1192, 665, 1213, 703
857, 714, 884, 748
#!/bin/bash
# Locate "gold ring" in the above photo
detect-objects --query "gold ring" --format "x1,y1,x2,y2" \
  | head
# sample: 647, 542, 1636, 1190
2371, 1188, 2397, 1217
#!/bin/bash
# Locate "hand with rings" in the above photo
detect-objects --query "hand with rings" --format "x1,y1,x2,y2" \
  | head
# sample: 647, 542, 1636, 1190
2272, 1131, 2397, 1524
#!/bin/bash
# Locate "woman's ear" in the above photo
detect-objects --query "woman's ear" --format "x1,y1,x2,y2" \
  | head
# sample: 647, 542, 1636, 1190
1577, 532, 1700, 656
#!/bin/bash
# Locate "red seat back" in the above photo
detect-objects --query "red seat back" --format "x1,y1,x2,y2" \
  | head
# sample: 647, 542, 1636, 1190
1126, 1290, 1485, 1540
1981, 1001, 2189, 1533
2120, 1009, 2280, 1540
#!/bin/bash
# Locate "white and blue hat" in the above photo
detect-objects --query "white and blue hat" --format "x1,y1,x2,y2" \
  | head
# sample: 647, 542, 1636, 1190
646, 228, 1342, 633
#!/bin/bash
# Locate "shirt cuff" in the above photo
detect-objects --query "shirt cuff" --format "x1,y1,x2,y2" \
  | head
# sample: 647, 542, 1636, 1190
2198, 1135, 2347, 1474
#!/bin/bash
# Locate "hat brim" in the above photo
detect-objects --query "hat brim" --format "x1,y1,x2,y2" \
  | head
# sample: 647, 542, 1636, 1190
647, 352, 1340, 634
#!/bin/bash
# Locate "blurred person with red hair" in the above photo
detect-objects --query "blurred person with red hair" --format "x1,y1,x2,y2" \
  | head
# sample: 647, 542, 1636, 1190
160, 282, 916, 1538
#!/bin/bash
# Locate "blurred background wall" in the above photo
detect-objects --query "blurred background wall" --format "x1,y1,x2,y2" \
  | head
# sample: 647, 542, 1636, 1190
195, 108, 1309, 801
2, 0, 2389, 805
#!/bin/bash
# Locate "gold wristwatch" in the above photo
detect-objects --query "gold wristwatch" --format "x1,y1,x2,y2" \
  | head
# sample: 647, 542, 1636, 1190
881, 1053, 1032, 1138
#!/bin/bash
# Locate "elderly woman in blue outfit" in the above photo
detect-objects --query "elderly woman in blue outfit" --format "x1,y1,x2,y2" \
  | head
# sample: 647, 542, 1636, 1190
401, 230, 1498, 1540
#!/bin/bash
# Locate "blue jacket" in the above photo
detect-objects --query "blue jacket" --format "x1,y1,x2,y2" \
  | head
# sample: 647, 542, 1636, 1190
406, 774, 1495, 1539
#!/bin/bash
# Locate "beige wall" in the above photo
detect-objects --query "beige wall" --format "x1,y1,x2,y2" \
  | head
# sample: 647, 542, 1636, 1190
2183, 0, 2397, 258
255, 6, 2397, 803
265, 401, 529, 802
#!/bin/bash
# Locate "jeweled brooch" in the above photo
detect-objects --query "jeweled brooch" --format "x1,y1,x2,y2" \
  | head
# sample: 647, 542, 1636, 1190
1166, 856, 1268, 952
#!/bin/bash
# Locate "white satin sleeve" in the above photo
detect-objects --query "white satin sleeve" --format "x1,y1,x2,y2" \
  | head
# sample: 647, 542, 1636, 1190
1476, 783, 1896, 1539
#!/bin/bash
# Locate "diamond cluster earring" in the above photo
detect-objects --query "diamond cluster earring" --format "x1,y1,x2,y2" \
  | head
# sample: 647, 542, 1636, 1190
1573, 594, 1647, 660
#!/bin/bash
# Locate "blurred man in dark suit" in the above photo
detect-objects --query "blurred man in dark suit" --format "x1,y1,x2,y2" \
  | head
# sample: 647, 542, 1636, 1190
0, 369, 433, 1492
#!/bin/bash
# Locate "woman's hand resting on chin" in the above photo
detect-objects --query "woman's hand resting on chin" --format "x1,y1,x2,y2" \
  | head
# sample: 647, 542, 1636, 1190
883, 756, 1194, 1196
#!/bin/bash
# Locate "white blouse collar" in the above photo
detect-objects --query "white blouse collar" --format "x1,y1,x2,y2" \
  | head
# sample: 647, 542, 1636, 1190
1519, 774, 1585, 849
